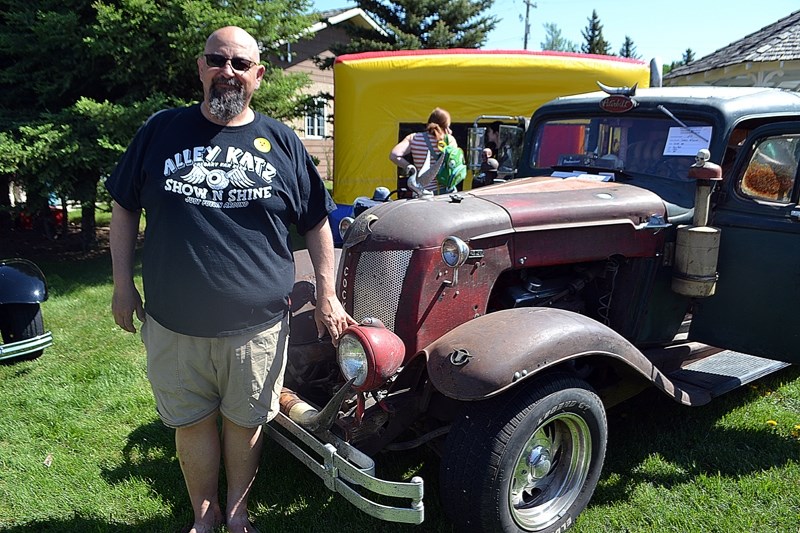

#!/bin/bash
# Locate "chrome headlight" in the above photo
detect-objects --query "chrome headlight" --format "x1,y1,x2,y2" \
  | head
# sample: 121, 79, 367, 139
337, 318, 406, 392
441, 236, 469, 267
337, 333, 368, 387
338, 216, 355, 239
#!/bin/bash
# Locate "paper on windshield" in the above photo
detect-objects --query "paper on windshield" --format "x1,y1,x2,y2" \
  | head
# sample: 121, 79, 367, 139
663, 126, 712, 156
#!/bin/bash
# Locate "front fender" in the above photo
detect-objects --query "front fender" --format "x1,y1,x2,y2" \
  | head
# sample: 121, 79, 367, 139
424, 307, 699, 404
0, 258, 48, 304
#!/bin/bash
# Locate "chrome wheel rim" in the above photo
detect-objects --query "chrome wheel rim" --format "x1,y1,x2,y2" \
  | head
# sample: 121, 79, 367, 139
509, 412, 592, 531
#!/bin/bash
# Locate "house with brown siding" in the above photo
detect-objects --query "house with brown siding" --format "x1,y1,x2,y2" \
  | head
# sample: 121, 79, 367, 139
269, 8, 385, 181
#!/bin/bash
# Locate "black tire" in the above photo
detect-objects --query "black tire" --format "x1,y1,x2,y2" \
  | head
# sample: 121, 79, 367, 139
0, 303, 46, 362
440, 373, 607, 533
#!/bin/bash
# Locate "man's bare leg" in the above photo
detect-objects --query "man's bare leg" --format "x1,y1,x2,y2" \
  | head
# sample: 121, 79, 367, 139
176, 412, 224, 533
222, 417, 263, 533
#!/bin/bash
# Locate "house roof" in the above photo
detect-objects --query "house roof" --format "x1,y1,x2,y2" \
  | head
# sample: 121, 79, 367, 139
308, 7, 386, 36
666, 9, 800, 78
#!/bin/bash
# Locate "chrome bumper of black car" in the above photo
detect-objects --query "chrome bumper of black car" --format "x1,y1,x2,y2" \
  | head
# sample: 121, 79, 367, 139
0, 331, 53, 362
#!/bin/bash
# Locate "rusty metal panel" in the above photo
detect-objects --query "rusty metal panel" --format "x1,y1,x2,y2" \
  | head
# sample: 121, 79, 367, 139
423, 307, 696, 403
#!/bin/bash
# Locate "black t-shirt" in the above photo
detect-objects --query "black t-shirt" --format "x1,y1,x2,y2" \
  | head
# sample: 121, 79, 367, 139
106, 105, 335, 337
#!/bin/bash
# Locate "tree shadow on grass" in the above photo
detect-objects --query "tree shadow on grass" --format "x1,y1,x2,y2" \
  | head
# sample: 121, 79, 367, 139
1, 426, 191, 532
0, 515, 191, 533
8, 366, 795, 532
38, 247, 143, 299
245, 435, 455, 533
591, 365, 800, 506
2, 226, 144, 299
75, 417, 451, 532
1, 420, 197, 533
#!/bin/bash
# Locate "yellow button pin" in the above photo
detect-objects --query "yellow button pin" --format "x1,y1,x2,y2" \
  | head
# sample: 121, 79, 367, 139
254, 138, 271, 153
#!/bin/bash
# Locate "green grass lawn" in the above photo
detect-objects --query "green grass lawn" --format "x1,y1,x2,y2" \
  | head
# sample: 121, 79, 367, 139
1, 238, 799, 532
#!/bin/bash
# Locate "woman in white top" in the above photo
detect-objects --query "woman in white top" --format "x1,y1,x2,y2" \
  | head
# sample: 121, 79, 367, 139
390, 107, 458, 193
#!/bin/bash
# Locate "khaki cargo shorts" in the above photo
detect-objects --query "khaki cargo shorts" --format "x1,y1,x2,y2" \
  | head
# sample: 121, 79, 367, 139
141, 314, 289, 429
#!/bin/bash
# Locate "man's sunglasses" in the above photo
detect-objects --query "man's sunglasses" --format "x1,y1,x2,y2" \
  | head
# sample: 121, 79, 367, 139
204, 54, 257, 72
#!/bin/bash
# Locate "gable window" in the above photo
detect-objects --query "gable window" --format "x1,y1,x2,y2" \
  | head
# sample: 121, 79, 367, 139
305, 98, 326, 139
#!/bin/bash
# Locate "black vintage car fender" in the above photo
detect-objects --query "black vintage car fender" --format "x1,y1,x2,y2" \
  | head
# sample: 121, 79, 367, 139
0, 258, 49, 304
423, 307, 706, 405
0, 258, 53, 363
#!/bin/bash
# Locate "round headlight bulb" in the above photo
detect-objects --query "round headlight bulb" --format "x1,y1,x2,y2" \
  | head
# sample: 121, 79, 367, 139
441, 236, 469, 268
337, 333, 368, 387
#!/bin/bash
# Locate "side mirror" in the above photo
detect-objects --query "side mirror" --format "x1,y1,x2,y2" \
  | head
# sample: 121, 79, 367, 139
497, 124, 525, 174
466, 126, 487, 170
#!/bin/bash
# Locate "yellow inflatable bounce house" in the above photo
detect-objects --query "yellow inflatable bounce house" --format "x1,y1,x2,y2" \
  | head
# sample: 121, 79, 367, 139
332, 48, 653, 208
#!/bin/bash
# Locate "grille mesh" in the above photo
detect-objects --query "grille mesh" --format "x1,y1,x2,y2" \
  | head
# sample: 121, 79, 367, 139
352, 250, 413, 331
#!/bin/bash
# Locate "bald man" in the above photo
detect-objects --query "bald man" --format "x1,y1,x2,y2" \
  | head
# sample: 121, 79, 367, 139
107, 26, 354, 533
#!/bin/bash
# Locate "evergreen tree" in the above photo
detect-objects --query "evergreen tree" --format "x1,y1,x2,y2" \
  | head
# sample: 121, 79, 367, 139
580, 10, 612, 55
333, 0, 498, 54
541, 23, 578, 52
666, 48, 697, 73
619, 36, 639, 59
0, 0, 317, 238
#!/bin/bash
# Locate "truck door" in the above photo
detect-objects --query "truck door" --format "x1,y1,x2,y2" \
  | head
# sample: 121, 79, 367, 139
690, 123, 800, 363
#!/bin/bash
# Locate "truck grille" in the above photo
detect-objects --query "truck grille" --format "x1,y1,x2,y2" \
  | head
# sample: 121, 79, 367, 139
352, 250, 413, 332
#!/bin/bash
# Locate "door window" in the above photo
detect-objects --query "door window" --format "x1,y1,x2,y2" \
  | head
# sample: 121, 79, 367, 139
740, 135, 799, 203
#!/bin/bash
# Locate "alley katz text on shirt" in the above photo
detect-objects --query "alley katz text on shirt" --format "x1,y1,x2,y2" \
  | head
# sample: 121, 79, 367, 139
162, 140, 278, 210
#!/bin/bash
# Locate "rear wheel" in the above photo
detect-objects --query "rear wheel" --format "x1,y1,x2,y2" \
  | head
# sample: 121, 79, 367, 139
440, 373, 607, 532
0, 303, 45, 362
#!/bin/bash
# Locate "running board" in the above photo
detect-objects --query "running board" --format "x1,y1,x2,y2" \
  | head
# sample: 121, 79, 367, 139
667, 350, 790, 398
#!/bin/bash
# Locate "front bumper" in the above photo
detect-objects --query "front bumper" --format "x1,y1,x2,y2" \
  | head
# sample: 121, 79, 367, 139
265, 412, 425, 524
0, 331, 53, 362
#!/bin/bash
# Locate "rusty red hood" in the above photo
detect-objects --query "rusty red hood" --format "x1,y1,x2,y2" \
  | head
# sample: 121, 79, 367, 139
343, 176, 668, 250
470, 176, 668, 230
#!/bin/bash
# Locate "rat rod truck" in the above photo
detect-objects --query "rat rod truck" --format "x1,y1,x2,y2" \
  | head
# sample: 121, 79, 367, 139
266, 85, 800, 533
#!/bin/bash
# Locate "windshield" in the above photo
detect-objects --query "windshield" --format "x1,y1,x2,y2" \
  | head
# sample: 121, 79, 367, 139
530, 116, 714, 180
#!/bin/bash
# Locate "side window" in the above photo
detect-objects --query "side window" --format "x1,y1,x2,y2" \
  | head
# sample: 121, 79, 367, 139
304, 98, 326, 139
740, 135, 799, 203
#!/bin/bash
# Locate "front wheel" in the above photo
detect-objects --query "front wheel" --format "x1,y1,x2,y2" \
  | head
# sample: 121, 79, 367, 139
440, 373, 607, 533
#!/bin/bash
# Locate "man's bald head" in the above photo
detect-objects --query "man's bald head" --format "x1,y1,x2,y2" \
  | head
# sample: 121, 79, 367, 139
204, 26, 261, 63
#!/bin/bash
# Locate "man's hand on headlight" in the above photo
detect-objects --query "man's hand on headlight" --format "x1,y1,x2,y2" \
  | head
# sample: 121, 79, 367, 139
315, 295, 357, 346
